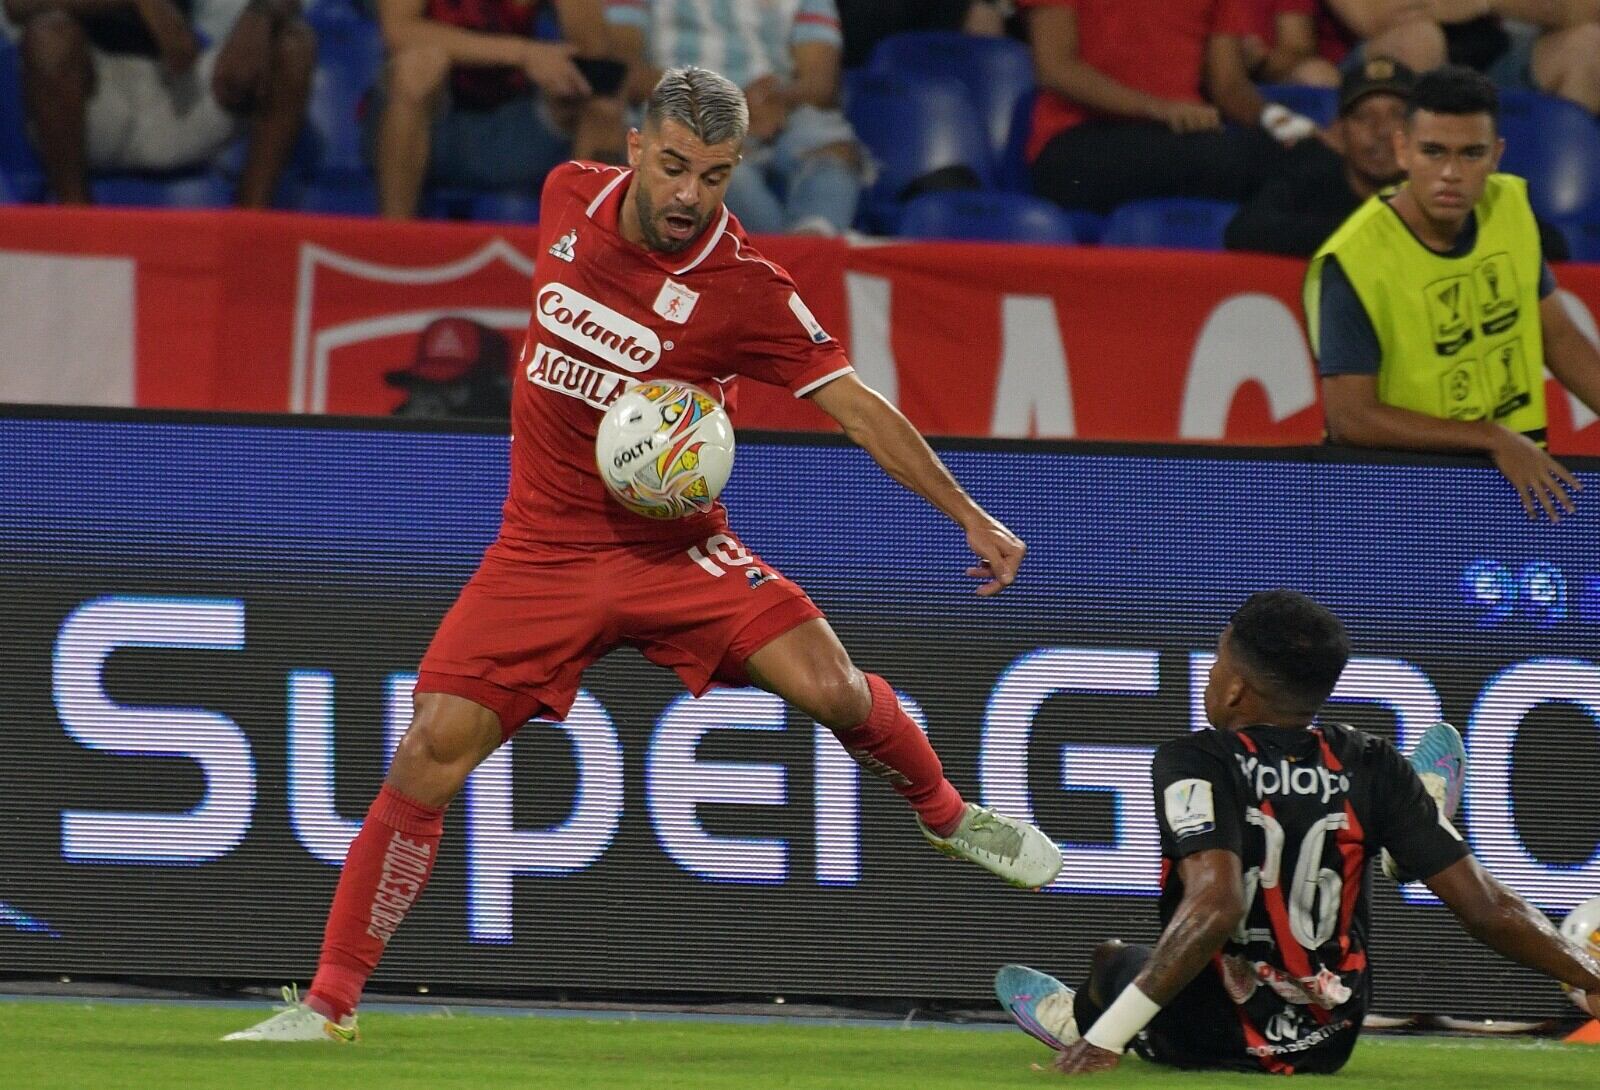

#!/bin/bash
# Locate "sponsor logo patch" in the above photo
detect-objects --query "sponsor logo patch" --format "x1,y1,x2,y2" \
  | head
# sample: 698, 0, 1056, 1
537, 284, 661, 373
525, 342, 633, 409
548, 229, 577, 263
1163, 778, 1216, 839
787, 291, 831, 344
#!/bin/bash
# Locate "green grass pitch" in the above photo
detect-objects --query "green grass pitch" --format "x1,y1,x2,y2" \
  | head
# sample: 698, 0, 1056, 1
7, 1000, 1598, 1089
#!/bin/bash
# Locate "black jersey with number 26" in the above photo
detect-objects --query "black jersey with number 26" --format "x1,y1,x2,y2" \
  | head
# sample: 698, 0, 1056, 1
1152, 722, 1468, 1074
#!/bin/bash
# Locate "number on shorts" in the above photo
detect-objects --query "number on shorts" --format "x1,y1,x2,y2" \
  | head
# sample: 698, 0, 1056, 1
687, 534, 754, 577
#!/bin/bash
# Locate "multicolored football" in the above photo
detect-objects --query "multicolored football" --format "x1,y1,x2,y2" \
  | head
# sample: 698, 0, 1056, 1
595, 382, 735, 519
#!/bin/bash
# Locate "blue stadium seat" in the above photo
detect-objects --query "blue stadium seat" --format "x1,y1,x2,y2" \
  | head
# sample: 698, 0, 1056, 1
1257, 83, 1338, 127
468, 190, 540, 224
1498, 91, 1600, 222
1100, 198, 1239, 251
1556, 219, 1600, 263
91, 171, 232, 208
0, 37, 46, 201
846, 71, 993, 233
868, 32, 1035, 171
305, 22, 384, 180
298, 176, 379, 215
897, 190, 1076, 244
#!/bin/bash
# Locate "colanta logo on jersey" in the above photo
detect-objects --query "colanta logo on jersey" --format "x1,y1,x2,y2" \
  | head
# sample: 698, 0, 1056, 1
537, 285, 661, 373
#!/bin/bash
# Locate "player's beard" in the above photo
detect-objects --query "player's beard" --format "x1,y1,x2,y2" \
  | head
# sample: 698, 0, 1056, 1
635, 185, 703, 253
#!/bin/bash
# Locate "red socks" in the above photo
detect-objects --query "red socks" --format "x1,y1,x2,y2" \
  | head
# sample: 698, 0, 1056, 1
834, 673, 967, 836
307, 784, 444, 1022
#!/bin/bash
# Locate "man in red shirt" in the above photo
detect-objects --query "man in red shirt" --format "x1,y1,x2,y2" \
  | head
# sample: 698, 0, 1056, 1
370, 0, 607, 218
1238, 0, 1340, 86
224, 63, 1062, 1044
1021, 0, 1314, 216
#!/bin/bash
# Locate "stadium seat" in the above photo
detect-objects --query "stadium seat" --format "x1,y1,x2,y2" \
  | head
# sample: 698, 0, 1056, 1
1257, 83, 1338, 127
468, 190, 540, 224
298, 176, 379, 215
90, 171, 232, 208
897, 190, 1076, 244
846, 71, 993, 233
304, 22, 384, 181
1100, 198, 1240, 251
0, 37, 45, 201
1557, 219, 1600, 263
1498, 91, 1600, 222
868, 32, 1035, 171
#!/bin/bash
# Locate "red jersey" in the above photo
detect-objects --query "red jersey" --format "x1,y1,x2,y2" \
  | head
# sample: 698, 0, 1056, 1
1313, 0, 1358, 64
1236, 0, 1313, 44
501, 161, 853, 547
425, 0, 542, 109
1019, 0, 1254, 161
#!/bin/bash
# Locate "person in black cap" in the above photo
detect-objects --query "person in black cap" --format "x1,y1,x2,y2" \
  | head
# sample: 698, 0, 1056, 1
386, 316, 512, 420
1224, 56, 1418, 258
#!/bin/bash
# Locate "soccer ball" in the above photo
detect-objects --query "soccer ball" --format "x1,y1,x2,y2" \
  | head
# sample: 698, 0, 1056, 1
1560, 894, 1600, 1013
596, 381, 735, 519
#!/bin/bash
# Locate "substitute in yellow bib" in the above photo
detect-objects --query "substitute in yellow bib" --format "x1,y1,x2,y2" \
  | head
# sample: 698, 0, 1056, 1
1306, 65, 1600, 521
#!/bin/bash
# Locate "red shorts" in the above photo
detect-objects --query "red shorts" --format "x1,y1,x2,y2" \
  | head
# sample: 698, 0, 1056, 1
417, 530, 822, 738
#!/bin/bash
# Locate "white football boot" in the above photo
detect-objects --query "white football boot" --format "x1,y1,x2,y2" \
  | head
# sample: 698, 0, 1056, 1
919, 803, 1063, 890
221, 984, 359, 1043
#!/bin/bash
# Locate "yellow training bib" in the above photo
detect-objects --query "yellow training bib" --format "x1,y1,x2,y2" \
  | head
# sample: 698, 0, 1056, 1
1306, 174, 1546, 434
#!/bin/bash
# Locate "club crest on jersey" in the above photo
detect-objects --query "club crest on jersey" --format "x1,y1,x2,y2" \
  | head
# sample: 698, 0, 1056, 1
787, 291, 830, 344
548, 229, 577, 263
537, 285, 661, 373
653, 278, 699, 325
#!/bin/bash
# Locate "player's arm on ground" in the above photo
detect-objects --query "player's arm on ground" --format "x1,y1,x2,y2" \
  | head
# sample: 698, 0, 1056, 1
1541, 291, 1600, 418
1054, 744, 1247, 1072
1426, 856, 1600, 1011
805, 374, 1025, 595
1133, 742, 1249, 1005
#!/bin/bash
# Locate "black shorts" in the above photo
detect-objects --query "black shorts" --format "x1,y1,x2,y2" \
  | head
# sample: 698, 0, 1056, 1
1073, 945, 1360, 1075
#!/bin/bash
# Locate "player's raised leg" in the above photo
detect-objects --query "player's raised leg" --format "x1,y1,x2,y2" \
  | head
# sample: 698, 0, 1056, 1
223, 692, 501, 1041
743, 618, 1061, 890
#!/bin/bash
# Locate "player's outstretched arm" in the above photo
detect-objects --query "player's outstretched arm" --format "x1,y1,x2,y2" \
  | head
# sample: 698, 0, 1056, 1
1051, 850, 1246, 1075
807, 374, 1026, 596
1427, 854, 1600, 1012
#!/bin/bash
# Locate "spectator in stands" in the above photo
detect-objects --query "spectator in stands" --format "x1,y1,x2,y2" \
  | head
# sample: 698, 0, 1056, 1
1449, 7, 1600, 115
606, 0, 864, 236
369, 0, 610, 219
1318, 3, 1600, 114
1228, 55, 1571, 257
1021, 0, 1317, 217
1241, 0, 1341, 86
1227, 57, 1414, 255
1315, 1, 1447, 74
837, 0, 1009, 69
8, 0, 314, 206
1307, 67, 1600, 521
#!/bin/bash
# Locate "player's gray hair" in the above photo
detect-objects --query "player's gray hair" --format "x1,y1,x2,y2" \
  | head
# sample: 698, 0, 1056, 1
645, 65, 749, 147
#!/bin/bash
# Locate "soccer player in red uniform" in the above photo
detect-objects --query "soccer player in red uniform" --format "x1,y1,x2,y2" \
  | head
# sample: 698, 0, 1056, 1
994, 591, 1600, 1076
225, 64, 1062, 1043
